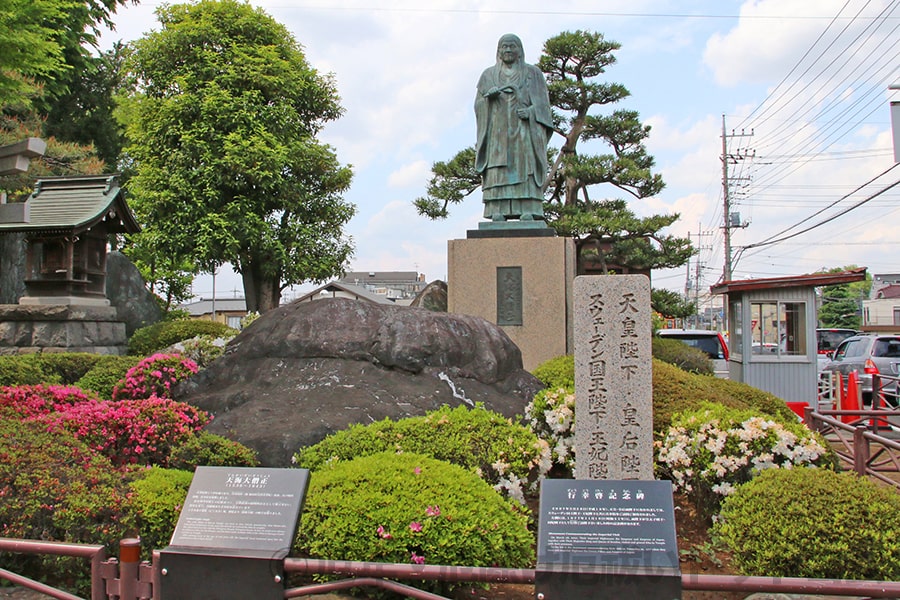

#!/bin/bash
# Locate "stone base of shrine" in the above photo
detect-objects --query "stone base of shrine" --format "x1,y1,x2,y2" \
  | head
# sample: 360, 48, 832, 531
0, 304, 128, 355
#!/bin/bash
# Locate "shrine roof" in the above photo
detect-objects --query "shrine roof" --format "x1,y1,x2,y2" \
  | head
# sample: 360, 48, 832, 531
0, 174, 139, 235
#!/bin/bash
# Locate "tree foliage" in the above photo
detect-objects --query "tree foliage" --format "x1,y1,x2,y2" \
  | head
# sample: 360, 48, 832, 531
817, 265, 871, 329
123, 0, 355, 312
652, 288, 696, 320
414, 30, 691, 275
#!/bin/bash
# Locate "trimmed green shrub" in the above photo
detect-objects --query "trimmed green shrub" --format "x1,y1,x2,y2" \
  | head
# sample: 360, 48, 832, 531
112, 353, 199, 401
294, 404, 550, 502
656, 402, 834, 518
168, 430, 259, 470
652, 336, 714, 376
713, 468, 900, 580
0, 355, 55, 386
169, 334, 234, 368
531, 354, 573, 389
129, 319, 235, 356
526, 387, 575, 473
0, 415, 127, 593
651, 359, 796, 431
75, 355, 143, 400
123, 467, 193, 555
296, 452, 534, 596
30, 352, 104, 384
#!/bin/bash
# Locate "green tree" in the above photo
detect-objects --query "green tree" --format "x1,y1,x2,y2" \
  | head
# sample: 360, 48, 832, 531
43, 43, 131, 168
817, 265, 871, 329
651, 288, 696, 321
123, 0, 355, 312
0, 0, 69, 107
415, 30, 691, 275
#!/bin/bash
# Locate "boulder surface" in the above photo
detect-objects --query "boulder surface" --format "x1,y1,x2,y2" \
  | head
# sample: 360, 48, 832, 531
175, 298, 543, 466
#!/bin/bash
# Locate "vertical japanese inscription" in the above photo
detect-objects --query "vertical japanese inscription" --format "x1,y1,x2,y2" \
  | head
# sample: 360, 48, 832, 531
574, 276, 652, 481
496, 266, 523, 326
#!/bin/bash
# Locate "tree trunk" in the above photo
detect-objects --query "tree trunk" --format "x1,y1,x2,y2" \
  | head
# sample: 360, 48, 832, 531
241, 262, 282, 313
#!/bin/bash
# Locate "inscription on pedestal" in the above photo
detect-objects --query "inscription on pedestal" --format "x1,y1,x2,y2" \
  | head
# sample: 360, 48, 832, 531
573, 275, 652, 481
496, 266, 523, 326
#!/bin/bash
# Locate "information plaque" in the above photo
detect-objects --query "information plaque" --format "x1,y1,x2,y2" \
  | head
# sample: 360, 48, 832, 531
159, 466, 310, 600
536, 479, 681, 600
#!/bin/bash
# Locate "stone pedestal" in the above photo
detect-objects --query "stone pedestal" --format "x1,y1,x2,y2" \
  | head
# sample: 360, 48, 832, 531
448, 233, 575, 371
0, 304, 128, 355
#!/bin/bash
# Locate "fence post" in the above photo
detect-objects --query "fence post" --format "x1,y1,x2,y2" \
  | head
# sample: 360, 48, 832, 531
118, 538, 141, 600
853, 425, 870, 476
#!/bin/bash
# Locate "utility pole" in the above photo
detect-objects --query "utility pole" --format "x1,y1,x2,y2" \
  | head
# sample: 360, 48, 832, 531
720, 115, 753, 333
687, 224, 712, 328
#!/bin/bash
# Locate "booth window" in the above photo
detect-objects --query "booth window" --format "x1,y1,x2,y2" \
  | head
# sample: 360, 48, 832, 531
749, 301, 806, 357
729, 300, 743, 357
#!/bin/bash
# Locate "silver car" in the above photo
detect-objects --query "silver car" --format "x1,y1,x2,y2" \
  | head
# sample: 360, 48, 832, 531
822, 334, 900, 406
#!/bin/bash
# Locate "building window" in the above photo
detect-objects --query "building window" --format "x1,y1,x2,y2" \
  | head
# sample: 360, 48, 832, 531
893, 307, 900, 326
227, 315, 243, 329
749, 301, 806, 357
729, 299, 742, 357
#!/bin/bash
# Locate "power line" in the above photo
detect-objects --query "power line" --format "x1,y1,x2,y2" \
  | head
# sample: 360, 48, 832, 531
743, 165, 900, 250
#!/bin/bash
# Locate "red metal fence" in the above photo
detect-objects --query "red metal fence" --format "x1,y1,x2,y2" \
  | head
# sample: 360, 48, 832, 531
5, 537, 900, 599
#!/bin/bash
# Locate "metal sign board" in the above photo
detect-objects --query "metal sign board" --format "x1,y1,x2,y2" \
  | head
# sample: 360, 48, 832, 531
168, 466, 309, 556
159, 467, 310, 600
536, 479, 681, 600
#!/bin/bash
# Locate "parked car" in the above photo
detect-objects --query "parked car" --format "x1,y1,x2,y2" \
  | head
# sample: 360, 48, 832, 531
656, 329, 729, 378
815, 328, 858, 371
822, 334, 900, 405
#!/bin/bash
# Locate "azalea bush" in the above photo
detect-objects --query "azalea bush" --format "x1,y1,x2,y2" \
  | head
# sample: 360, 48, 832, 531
42, 397, 209, 467
655, 402, 834, 518
296, 452, 534, 597
0, 416, 127, 594
75, 355, 143, 400
525, 387, 575, 474
112, 353, 199, 401
0, 383, 99, 417
713, 468, 900, 580
294, 404, 550, 503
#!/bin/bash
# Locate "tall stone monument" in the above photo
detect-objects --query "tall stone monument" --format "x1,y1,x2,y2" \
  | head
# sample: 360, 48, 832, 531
573, 274, 653, 481
448, 34, 574, 370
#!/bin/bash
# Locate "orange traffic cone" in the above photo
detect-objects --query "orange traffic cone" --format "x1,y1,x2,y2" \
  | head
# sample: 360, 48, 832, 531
843, 370, 861, 424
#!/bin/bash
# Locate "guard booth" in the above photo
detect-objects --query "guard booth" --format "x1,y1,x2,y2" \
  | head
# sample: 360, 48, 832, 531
710, 268, 867, 405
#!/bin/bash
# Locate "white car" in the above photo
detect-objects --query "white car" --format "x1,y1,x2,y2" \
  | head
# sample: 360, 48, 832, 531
657, 329, 730, 378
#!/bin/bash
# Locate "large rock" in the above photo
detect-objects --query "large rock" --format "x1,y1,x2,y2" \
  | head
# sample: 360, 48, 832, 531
105, 251, 163, 337
175, 298, 543, 466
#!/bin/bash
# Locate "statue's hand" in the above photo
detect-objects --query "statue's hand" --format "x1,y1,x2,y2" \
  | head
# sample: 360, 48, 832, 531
484, 87, 502, 99
516, 106, 530, 119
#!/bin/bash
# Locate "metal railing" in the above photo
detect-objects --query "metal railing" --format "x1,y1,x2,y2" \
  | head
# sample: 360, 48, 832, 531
0, 538, 107, 600
5, 535, 900, 598
804, 405, 900, 489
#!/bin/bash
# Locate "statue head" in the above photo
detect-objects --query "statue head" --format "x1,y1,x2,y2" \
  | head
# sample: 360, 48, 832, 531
496, 34, 524, 66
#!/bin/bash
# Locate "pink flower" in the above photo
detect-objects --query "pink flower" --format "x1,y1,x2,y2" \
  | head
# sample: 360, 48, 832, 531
410, 552, 425, 565
376, 525, 392, 539
413, 467, 421, 475
425, 505, 441, 517
409, 521, 422, 532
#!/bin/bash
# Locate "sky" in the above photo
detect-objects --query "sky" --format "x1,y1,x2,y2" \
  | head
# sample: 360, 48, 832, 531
97, 0, 900, 307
